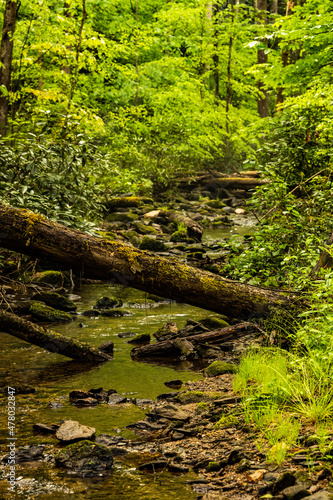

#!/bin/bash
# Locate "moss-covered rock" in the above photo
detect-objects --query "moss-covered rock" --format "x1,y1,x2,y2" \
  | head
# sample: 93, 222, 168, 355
55, 440, 113, 477
30, 301, 73, 323
105, 196, 141, 211
205, 200, 226, 209
178, 391, 223, 404
170, 230, 188, 243
105, 212, 139, 223
213, 414, 239, 429
93, 297, 123, 309
122, 230, 141, 247
204, 361, 237, 377
127, 333, 151, 344
32, 292, 77, 312
133, 221, 158, 235
139, 236, 167, 252
32, 271, 64, 287
206, 461, 222, 472
198, 317, 229, 330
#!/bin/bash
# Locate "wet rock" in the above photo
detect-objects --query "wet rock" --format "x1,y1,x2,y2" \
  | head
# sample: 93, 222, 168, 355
204, 360, 237, 377
56, 420, 96, 442
153, 322, 178, 341
134, 398, 154, 407
139, 236, 168, 252
196, 344, 223, 359
105, 196, 141, 210
55, 440, 113, 477
280, 484, 311, 500
228, 447, 244, 464
98, 341, 114, 354
147, 403, 190, 422
174, 337, 196, 359
133, 221, 158, 235
272, 471, 297, 494
168, 463, 189, 473
3, 445, 44, 464
89, 387, 109, 401
206, 461, 221, 472
164, 379, 183, 390
236, 458, 251, 472
49, 401, 64, 409
31, 271, 64, 287
107, 394, 128, 405
1, 384, 36, 394
126, 420, 164, 433
32, 292, 77, 312
30, 301, 73, 323
69, 390, 92, 401
307, 491, 333, 500
138, 461, 168, 471
172, 431, 185, 440
93, 297, 123, 309
82, 309, 100, 317
33, 423, 59, 434
105, 212, 139, 223
73, 397, 99, 407
223, 206, 235, 213
127, 333, 151, 344
118, 331, 136, 338
170, 230, 188, 243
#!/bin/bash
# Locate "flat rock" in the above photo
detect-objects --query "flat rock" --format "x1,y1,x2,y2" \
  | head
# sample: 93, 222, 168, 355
33, 423, 58, 434
107, 394, 128, 405
56, 420, 96, 442
147, 403, 190, 421
3, 445, 44, 464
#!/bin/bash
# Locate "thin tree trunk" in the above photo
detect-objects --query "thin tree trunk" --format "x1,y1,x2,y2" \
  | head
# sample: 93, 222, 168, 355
212, 3, 220, 100
225, 0, 234, 135
0, 205, 293, 320
256, 0, 269, 118
67, 0, 86, 111
0, 0, 18, 136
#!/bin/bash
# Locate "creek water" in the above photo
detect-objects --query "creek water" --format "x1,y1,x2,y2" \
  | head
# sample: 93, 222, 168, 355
0, 221, 255, 500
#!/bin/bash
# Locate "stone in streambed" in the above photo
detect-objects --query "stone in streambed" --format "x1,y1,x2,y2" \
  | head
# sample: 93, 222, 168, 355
33, 423, 59, 434
56, 420, 96, 442
204, 360, 237, 377
153, 322, 178, 341
30, 301, 73, 323
108, 394, 128, 405
32, 292, 77, 312
127, 333, 151, 344
55, 440, 113, 477
139, 236, 167, 252
31, 270, 64, 287
93, 297, 123, 309
98, 340, 114, 354
164, 379, 183, 390
147, 403, 190, 422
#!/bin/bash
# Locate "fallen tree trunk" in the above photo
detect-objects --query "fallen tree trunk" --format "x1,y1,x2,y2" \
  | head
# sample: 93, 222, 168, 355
131, 322, 258, 359
0, 205, 292, 319
0, 310, 111, 363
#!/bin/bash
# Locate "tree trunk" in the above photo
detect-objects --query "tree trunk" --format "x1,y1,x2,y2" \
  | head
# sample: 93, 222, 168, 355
0, 310, 111, 363
311, 230, 333, 279
0, 205, 293, 320
256, 0, 269, 118
131, 322, 258, 359
0, 0, 18, 136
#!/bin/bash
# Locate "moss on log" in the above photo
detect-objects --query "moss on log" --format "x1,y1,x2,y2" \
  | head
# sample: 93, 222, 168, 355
0, 310, 110, 363
0, 205, 292, 320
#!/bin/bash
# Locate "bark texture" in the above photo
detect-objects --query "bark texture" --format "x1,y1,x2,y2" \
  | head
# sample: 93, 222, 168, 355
0, 0, 18, 136
0, 310, 111, 363
0, 205, 292, 320
131, 322, 258, 359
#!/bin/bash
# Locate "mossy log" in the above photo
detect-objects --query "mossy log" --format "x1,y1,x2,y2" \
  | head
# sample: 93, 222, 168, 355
177, 172, 267, 191
0, 310, 111, 363
131, 322, 258, 359
0, 205, 291, 319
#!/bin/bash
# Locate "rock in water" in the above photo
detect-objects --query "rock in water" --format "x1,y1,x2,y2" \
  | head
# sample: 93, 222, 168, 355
55, 440, 113, 477
56, 420, 96, 442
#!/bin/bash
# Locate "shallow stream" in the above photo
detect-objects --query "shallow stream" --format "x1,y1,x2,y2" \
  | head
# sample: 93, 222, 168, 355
0, 222, 255, 500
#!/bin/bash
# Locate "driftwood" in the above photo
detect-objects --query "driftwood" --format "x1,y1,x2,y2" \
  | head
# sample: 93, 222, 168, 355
131, 323, 258, 359
0, 205, 293, 320
0, 310, 111, 363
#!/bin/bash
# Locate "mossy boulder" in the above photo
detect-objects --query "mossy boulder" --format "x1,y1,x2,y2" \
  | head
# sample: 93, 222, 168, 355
127, 333, 151, 344
170, 230, 188, 243
30, 301, 73, 323
105, 196, 141, 211
133, 221, 158, 235
198, 317, 229, 330
139, 236, 167, 252
122, 230, 141, 247
32, 271, 64, 287
32, 292, 77, 312
213, 415, 239, 429
104, 212, 138, 223
205, 200, 226, 209
204, 360, 237, 377
55, 440, 113, 477
93, 297, 123, 309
